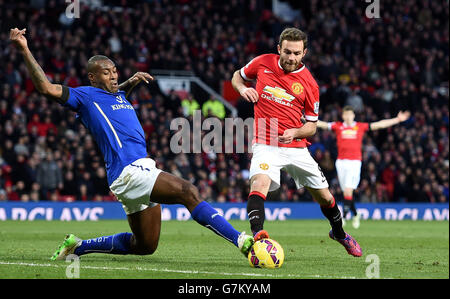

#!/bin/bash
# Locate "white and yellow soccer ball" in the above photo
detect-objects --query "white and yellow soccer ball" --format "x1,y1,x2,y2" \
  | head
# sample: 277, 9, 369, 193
248, 238, 284, 268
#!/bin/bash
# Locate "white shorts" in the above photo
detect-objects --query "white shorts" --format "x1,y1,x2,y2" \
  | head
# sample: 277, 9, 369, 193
110, 158, 162, 215
335, 159, 362, 190
249, 143, 329, 192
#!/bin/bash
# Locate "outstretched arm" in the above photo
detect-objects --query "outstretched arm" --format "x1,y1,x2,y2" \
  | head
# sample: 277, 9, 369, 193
317, 120, 329, 130
118, 72, 154, 98
370, 111, 410, 131
9, 28, 64, 101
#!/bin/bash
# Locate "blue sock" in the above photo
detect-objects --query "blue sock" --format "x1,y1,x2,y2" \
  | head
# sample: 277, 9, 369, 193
191, 201, 240, 247
74, 232, 132, 256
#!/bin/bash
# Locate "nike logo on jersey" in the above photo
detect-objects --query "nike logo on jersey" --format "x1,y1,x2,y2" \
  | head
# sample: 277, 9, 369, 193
264, 69, 273, 73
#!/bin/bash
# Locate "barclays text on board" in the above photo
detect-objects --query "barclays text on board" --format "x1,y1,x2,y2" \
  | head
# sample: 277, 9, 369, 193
0, 202, 448, 221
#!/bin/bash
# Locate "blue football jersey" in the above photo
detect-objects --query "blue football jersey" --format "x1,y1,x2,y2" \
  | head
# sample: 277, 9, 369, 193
63, 86, 148, 185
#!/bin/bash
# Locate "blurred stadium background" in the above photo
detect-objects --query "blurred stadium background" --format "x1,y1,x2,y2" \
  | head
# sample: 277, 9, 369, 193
0, 0, 448, 209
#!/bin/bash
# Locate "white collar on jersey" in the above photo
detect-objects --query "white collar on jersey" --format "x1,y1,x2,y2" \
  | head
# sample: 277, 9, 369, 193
278, 58, 306, 73
343, 121, 357, 127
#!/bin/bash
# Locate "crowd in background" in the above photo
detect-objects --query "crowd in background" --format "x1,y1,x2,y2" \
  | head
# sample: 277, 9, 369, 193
0, 0, 448, 203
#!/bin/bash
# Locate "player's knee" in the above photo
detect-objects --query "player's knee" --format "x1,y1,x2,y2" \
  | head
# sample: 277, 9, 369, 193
319, 193, 335, 207
250, 175, 271, 193
134, 239, 158, 255
143, 243, 158, 255
308, 187, 334, 206
180, 181, 201, 206
323, 195, 334, 205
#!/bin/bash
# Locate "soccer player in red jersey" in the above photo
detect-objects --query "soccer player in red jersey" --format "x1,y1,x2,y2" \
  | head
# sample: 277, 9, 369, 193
317, 106, 410, 228
232, 28, 362, 257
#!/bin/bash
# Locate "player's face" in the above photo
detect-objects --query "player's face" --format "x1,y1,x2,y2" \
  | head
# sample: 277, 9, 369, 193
89, 60, 119, 93
277, 40, 307, 73
342, 110, 355, 124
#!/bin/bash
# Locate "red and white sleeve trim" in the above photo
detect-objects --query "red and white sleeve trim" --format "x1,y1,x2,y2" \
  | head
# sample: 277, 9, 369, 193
240, 68, 251, 81
304, 115, 318, 122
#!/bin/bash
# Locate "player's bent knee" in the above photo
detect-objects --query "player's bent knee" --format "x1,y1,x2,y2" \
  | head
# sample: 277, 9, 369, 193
134, 240, 158, 255
180, 182, 201, 207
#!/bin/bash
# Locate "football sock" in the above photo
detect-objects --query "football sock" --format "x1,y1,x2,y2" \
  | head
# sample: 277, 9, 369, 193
350, 199, 358, 216
74, 232, 132, 256
344, 195, 358, 217
191, 201, 240, 247
320, 198, 346, 239
343, 195, 352, 218
247, 191, 266, 235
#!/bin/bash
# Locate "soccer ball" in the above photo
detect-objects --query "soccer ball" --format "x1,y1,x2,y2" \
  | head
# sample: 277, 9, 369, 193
248, 238, 284, 268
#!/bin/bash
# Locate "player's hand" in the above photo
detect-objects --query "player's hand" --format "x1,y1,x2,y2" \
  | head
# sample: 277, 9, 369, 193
396, 111, 410, 122
240, 87, 259, 103
9, 28, 28, 51
128, 72, 154, 86
278, 128, 298, 144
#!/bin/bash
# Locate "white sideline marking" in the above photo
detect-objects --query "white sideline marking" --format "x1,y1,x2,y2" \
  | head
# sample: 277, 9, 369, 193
0, 261, 361, 279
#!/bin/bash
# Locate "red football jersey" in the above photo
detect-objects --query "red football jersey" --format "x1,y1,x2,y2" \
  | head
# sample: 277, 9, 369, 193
330, 121, 370, 160
240, 54, 320, 148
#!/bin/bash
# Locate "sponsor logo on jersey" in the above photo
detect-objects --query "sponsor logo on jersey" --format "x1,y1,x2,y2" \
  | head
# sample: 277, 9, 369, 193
261, 86, 295, 107
111, 95, 134, 110
341, 129, 358, 139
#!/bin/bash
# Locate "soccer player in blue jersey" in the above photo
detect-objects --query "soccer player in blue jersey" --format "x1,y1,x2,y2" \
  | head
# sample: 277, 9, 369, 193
9, 28, 254, 260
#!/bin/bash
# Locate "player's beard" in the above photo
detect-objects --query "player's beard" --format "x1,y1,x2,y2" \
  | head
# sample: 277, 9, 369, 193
280, 58, 301, 73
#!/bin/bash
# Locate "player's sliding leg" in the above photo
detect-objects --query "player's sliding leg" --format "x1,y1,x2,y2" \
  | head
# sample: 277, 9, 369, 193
51, 205, 161, 260
51, 169, 255, 260
126, 204, 161, 255
149, 172, 254, 255
247, 174, 271, 241
307, 187, 362, 257
74, 205, 161, 256
50, 232, 133, 260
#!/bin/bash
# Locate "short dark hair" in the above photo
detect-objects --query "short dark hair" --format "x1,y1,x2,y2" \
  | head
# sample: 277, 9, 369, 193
279, 27, 308, 49
87, 55, 112, 73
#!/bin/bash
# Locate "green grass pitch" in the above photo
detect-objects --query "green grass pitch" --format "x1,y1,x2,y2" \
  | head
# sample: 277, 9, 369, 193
0, 219, 448, 279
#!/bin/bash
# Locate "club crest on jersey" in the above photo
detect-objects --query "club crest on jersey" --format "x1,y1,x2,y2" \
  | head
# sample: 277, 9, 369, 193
259, 163, 269, 170
262, 86, 295, 107
116, 95, 125, 103
291, 82, 304, 95
111, 95, 134, 111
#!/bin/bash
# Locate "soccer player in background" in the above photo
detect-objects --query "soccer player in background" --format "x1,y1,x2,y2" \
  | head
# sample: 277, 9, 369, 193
317, 106, 410, 228
231, 27, 362, 257
9, 28, 254, 260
